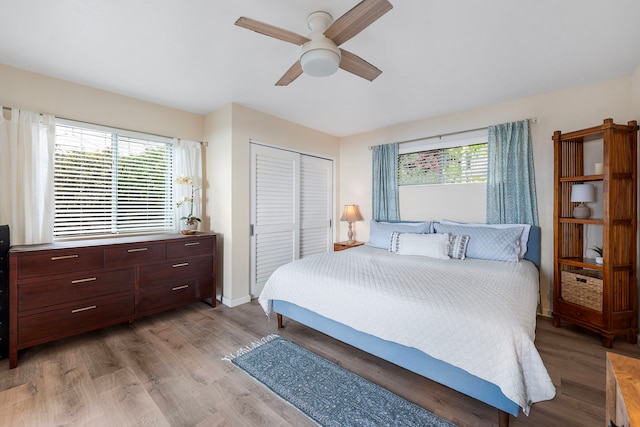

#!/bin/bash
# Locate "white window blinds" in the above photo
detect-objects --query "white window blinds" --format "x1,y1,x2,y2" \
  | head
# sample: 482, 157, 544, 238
54, 122, 174, 238
398, 143, 488, 185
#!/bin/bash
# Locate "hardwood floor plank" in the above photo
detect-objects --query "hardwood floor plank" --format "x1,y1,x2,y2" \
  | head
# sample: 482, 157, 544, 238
94, 367, 170, 427
1, 300, 638, 426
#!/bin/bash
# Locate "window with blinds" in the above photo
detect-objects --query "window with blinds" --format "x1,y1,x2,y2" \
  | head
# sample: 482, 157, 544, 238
398, 143, 488, 185
54, 121, 174, 238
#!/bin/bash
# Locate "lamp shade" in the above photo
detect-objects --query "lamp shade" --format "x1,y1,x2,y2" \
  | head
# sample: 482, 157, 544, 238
340, 205, 364, 222
570, 184, 595, 203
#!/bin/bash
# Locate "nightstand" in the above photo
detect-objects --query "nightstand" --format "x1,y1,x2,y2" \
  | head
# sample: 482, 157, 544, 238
333, 241, 364, 252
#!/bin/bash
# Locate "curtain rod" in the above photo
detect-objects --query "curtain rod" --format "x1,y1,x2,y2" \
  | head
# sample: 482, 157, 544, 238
368, 117, 538, 150
2, 105, 207, 146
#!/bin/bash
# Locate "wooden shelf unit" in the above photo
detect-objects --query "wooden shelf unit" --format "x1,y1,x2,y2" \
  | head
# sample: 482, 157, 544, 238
552, 118, 639, 348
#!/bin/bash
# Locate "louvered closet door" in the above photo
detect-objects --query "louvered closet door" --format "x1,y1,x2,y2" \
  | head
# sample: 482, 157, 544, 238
250, 144, 333, 297
300, 155, 333, 257
250, 144, 300, 297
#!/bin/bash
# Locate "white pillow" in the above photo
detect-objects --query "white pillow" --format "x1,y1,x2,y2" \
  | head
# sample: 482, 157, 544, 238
395, 233, 450, 259
366, 221, 432, 249
439, 220, 531, 259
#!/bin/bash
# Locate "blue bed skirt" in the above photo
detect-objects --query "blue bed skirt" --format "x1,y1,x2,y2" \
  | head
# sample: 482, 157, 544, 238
273, 299, 521, 417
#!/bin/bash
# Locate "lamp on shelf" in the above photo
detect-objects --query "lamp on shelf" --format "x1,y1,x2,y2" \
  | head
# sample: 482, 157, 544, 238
340, 204, 364, 243
571, 184, 594, 219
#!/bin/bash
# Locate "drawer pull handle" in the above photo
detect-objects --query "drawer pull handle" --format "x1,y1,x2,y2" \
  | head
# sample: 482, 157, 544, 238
172, 262, 189, 268
71, 277, 97, 284
51, 254, 79, 261
127, 248, 148, 253
172, 285, 189, 291
71, 305, 97, 314
184, 242, 200, 246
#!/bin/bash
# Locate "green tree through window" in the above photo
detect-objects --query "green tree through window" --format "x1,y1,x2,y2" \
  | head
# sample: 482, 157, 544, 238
54, 123, 173, 238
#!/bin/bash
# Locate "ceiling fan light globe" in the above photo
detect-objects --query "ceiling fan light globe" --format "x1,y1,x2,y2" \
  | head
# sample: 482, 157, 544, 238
300, 48, 340, 77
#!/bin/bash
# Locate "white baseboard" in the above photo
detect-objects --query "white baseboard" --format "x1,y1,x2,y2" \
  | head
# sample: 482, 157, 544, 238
221, 294, 252, 308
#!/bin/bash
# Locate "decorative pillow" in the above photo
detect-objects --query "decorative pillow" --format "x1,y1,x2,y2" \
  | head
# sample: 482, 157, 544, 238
394, 232, 450, 259
389, 231, 402, 252
448, 234, 470, 260
388, 231, 429, 253
433, 223, 522, 262
439, 220, 531, 259
366, 221, 432, 249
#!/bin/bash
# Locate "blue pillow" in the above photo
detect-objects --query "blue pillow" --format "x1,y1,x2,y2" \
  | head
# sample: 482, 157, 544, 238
433, 223, 522, 262
366, 221, 432, 249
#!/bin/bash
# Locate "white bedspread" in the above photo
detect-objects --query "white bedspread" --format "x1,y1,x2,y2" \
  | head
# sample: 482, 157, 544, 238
259, 245, 556, 415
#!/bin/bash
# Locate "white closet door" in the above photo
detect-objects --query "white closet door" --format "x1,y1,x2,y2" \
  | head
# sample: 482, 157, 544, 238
250, 144, 300, 297
300, 155, 333, 258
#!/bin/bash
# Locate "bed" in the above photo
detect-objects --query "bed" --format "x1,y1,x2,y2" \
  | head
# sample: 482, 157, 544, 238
258, 221, 556, 427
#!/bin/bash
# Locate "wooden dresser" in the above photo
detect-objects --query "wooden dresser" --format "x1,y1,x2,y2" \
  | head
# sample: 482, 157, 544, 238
9, 232, 216, 368
607, 352, 640, 426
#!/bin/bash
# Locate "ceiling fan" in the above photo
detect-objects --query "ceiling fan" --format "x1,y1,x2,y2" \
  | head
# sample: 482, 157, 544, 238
235, 0, 393, 86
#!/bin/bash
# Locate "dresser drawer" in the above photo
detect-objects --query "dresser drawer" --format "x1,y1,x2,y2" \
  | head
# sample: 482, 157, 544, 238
18, 294, 135, 346
166, 237, 214, 259
17, 248, 104, 279
139, 256, 213, 288
104, 242, 165, 267
138, 277, 213, 314
18, 268, 135, 311
557, 299, 604, 327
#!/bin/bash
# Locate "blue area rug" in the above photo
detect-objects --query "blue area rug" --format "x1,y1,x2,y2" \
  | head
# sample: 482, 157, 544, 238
224, 335, 457, 427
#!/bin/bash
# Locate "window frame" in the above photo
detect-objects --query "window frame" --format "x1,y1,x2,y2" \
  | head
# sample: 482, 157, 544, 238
398, 129, 489, 186
53, 119, 176, 239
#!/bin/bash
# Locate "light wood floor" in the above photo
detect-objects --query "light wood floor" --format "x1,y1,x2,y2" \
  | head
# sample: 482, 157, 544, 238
1, 300, 639, 427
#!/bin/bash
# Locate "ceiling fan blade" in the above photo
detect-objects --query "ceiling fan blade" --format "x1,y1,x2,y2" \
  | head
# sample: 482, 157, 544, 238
275, 61, 304, 86
235, 17, 310, 45
339, 49, 382, 82
324, 0, 393, 46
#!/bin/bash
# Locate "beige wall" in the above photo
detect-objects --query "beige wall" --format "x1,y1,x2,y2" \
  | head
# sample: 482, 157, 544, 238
0, 64, 203, 141
3, 62, 638, 319
204, 104, 340, 307
339, 76, 636, 316
633, 64, 640, 118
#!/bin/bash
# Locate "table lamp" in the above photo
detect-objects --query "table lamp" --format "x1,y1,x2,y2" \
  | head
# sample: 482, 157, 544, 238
340, 204, 364, 243
571, 184, 594, 219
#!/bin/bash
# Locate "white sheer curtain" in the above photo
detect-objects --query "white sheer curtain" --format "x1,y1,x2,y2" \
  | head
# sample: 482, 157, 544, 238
0, 108, 55, 245
172, 139, 202, 231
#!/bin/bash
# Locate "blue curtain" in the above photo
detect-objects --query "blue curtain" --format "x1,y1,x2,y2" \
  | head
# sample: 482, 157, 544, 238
486, 120, 539, 226
372, 143, 399, 221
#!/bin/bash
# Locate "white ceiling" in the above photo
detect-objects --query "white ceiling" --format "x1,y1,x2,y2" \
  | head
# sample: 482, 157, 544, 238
1, 0, 639, 137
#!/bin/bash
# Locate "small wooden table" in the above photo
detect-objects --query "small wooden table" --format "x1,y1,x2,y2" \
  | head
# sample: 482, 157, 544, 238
333, 241, 364, 252
606, 352, 640, 426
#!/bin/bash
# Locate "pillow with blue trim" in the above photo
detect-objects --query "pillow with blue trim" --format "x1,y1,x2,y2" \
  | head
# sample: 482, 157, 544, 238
433, 223, 522, 262
366, 220, 432, 249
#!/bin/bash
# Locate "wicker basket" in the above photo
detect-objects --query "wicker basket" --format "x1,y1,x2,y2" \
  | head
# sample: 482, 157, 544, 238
561, 269, 603, 311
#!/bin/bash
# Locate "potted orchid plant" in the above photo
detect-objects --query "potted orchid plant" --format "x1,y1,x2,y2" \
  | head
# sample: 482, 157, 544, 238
175, 176, 201, 234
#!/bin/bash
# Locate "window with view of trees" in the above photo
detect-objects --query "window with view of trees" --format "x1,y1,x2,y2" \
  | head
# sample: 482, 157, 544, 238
398, 143, 488, 186
54, 121, 174, 238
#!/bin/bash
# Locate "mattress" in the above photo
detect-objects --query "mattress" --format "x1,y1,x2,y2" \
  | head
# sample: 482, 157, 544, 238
259, 245, 556, 415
